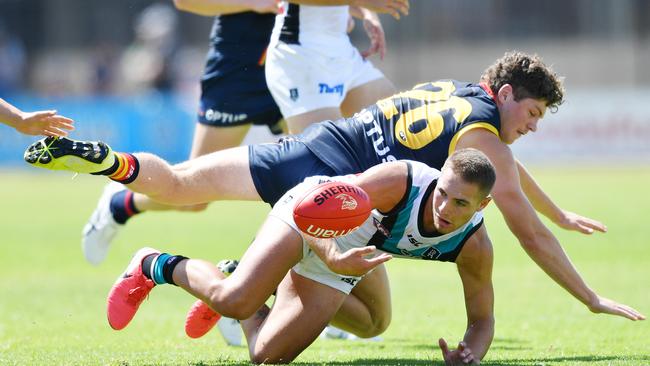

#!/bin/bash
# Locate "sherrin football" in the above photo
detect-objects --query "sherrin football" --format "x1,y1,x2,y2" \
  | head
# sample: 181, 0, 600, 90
293, 181, 372, 238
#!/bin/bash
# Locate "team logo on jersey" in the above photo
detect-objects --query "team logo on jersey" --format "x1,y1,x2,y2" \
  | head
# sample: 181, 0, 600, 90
422, 247, 441, 260
289, 88, 299, 101
373, 217, 391, 238
319, 83, 344, 96
336, 193, 358, 211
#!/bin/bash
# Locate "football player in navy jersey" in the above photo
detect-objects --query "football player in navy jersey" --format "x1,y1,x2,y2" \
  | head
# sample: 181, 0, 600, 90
26, 51, 645, 354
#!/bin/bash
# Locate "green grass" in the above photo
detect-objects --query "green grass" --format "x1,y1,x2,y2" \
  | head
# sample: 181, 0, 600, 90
0, 167, 649, 365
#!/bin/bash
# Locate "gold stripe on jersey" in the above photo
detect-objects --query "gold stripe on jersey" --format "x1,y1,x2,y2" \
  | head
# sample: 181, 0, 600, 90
448, 122, 500, 155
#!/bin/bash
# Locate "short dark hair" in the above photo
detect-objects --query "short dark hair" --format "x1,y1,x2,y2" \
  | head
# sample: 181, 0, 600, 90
481, 51, 565, 112
443, 148, 496, 199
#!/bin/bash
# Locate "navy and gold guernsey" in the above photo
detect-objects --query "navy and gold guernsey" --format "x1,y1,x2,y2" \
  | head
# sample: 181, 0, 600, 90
299, 80, 501, 173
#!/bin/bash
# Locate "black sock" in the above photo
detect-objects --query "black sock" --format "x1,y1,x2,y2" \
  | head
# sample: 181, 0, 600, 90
110, 190, 140, 224
141, 253, 188, 286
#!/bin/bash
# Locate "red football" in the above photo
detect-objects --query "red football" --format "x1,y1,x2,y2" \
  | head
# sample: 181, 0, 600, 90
293, 181, 372, 238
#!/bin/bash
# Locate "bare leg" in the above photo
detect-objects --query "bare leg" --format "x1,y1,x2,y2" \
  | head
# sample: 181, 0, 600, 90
123, 145, 259, 206
340, 77, 395, 117
331, 264, 392, 338
171, 216, 303, 319
133, 123, 252, 212
284, 107, 342, 134
245, 270, 347, 364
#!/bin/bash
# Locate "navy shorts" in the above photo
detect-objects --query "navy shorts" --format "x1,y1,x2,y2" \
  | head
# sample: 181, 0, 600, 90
198, 68, 282, 131
249, 138, 336, 206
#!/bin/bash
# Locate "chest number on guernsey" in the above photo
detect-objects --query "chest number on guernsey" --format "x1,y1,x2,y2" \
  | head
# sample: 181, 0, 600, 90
377, 81, 473, 150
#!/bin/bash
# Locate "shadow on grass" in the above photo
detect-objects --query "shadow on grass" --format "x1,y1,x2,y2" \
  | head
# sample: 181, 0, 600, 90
177, 354, 650, 366
482, 354, 650, 366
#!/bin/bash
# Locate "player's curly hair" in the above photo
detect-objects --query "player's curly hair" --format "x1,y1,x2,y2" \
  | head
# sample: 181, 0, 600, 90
481, 51, 565, 112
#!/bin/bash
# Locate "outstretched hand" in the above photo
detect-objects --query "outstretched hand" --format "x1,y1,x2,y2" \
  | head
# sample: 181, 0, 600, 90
13, 110, 75, 137
438, 338, 480, 365
556, 210, 607, 235
331, 245, 392, 276
355, 0, 409, 20
588, 295, 646, 321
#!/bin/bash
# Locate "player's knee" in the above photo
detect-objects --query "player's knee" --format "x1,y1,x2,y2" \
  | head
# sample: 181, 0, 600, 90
180, 203, 208, 212
355, 315, 391, 338
250, 348, 296, 364
208, 282, 256, 319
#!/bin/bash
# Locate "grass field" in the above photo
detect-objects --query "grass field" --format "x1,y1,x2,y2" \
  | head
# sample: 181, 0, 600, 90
1, 167, 649, 366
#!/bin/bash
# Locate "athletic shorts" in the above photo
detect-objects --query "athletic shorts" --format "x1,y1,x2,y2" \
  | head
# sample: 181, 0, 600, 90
265, 41, 384, 118
269, 180, 363, 295
198, 67, 283, 131
248, 137, 336, 206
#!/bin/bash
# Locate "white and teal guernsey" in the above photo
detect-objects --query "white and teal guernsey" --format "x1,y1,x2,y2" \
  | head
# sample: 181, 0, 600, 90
336, 160, 484, 263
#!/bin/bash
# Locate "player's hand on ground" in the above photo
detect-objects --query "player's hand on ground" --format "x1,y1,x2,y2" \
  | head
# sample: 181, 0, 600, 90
251, 0, 281, 14
331, 245, 392, 276
355, 0, 409, 20
587, 295, 646, 321
13, 110, 75, 137
360, 9, 386, 59
438, 338, 480, 365
556, 210, 607, 234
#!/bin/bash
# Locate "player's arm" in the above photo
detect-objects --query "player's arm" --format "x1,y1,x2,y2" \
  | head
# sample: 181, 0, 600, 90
516, 159, 607, 235
348, 6, 386, 59
0, 98, 74, 137
456, 128, 645, 321
303, 161, 409, 276
173, 0, 279, 16
439, 225, 494, 365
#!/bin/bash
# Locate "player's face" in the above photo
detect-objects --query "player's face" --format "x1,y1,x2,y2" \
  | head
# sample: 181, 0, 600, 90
497, 86, 547, 144
431, 169, 489, 234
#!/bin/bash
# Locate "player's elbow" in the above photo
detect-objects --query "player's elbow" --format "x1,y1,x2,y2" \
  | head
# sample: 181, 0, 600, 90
510, 224, 550, 255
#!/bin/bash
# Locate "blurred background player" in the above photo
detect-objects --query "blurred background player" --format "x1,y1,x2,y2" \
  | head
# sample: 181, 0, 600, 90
82, 0, 284, 267
82, 0, 283, 347
0, 97, 74, 137
266, 0, 409, 133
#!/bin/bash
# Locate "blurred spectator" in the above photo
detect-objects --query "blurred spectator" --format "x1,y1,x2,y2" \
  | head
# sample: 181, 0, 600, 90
90, 41, 119, 95
117, 3, 181, 95
0, 21, 26, 94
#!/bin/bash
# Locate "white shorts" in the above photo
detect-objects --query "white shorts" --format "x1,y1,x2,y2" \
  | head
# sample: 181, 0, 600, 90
268, 178, 363, 295
265, 41, 385, 118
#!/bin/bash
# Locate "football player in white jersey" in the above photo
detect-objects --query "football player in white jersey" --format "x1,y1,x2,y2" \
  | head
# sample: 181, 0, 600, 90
265, 0, 409, 133
101, 149, 499, 364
